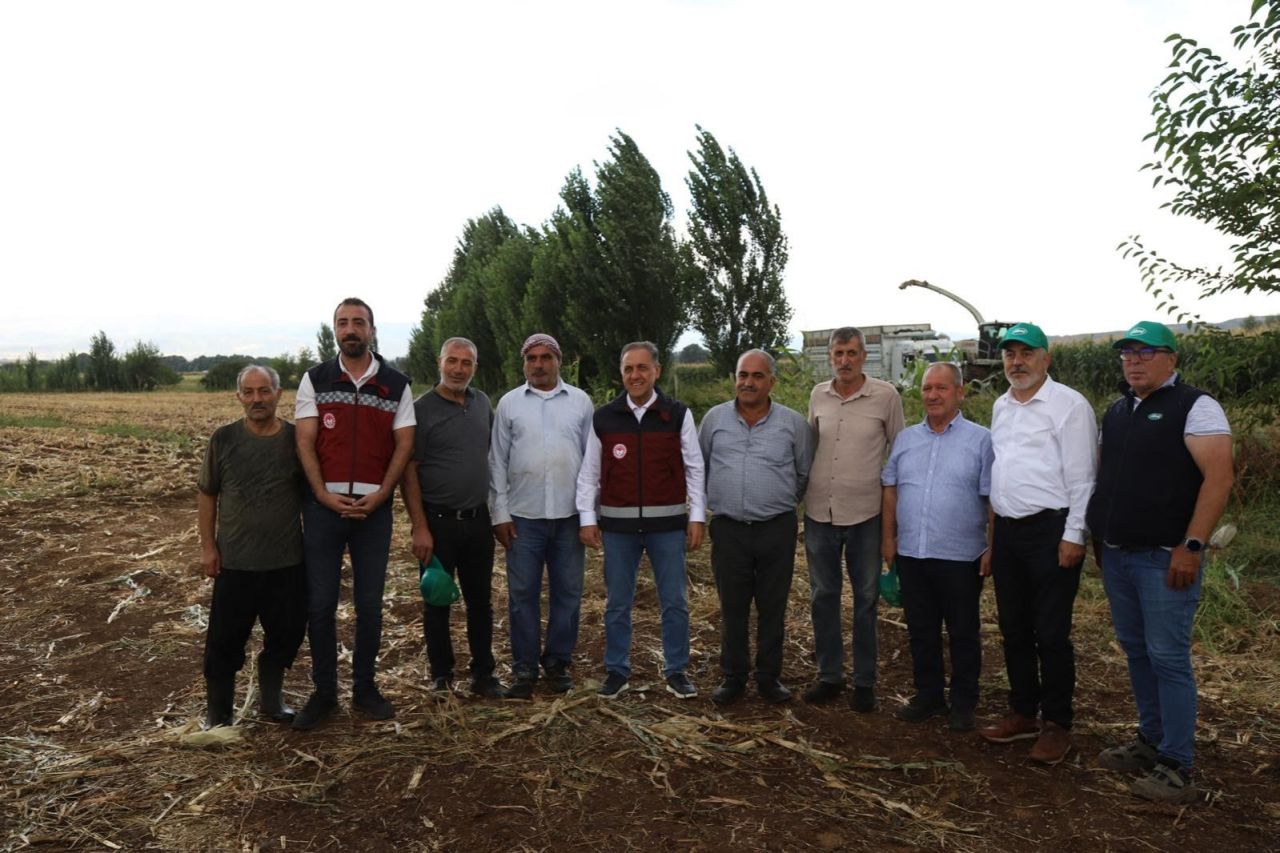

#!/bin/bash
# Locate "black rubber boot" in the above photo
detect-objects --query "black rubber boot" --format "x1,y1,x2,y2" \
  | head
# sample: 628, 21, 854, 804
205, 677, 235, 729
258, 663, 296, 724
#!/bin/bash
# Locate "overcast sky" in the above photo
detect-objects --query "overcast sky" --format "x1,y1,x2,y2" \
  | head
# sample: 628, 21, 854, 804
2, 0, 1276, 361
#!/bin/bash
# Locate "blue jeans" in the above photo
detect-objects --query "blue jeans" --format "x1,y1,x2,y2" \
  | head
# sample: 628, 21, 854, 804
303, 499, 392, 695
505, 515, 585, 679
602, 529, 689, 678
1101, 545, 1201, 771
804, 516, 881, 687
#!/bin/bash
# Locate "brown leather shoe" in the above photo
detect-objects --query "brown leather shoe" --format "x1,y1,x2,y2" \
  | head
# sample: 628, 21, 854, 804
1029, 721, 1072, 765
978, 712, 1040, 743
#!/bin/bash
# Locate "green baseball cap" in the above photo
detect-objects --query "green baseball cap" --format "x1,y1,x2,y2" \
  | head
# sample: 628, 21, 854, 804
419, 556, 461, 607
1114, 320, 1178, 352
998, 322, 1049, 350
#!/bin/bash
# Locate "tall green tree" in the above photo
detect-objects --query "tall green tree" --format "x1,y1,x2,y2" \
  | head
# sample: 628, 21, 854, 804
407, 208, 528, 392
121, 341, 181, 391
685, 126, 792, 375
88, 331, 122, 391
1120, 0, 1280, 319
554, 131, 689, 388
316, 323, 337, 361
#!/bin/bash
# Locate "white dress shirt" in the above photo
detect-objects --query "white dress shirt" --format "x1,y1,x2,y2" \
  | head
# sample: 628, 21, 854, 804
990, 374, 1098, 545
575, 391, 706, 527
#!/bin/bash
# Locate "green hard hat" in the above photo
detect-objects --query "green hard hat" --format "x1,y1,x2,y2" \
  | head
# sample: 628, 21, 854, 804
419, 557, 460, 607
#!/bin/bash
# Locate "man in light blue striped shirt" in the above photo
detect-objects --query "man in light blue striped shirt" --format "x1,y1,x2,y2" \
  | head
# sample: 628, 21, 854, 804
489, 333, 595, 699
881, 362, 993, 732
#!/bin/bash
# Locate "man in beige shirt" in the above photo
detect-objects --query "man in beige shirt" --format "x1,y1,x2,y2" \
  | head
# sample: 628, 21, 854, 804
803, 327, 906, 711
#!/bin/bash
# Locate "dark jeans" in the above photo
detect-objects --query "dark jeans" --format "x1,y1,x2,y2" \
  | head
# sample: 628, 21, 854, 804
504, 515, 585, 679
303, 498, 393, 696
991, 511, 1082, 728
420, 505, 495, 681
203, 563, 306, 681
710, 512, 797, 682
804, 515, 881, 688
897, 555, 983, 711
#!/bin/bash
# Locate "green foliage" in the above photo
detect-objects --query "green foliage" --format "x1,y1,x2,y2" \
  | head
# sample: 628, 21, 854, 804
121, 341, 182, 391
678, 342, 710, 364
1048, 339, 1122, 398
685, 126, 792, 376
407, 208, 533, 393
316, 323, 337, 361
200, 358, 253, 391
44, 351, 85, 392
269, 347, 315, 390
1120, 0, 1280, 315
554, 132, 690, 389
88, 331, 122, 391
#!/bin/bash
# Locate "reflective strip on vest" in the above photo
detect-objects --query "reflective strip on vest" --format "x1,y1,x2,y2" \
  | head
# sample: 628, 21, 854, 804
599, 504, 686, 519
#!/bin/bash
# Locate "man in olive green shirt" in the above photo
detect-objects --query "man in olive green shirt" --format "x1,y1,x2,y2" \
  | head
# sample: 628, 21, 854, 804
803, 327, 906, 711
197, 364, 306, 727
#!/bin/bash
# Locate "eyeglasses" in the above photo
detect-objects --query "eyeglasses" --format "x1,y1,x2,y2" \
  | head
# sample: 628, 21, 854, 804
1119, 347, 1172, 362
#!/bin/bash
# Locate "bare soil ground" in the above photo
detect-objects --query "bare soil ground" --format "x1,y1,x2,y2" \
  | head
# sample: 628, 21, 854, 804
1, 391, 1278, 852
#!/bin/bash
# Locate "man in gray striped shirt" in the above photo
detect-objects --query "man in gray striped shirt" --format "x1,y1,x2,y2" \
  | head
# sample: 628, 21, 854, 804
699, 349, 814, 706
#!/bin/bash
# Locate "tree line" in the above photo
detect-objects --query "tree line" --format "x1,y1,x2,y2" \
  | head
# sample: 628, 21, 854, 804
405, 127, 792, 393
0, 323, 346, 393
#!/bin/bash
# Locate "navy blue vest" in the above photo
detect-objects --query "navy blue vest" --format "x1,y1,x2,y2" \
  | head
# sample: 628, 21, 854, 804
1086, 379, 1206, 548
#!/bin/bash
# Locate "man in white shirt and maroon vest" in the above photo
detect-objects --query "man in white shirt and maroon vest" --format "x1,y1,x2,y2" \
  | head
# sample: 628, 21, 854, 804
1087, 321, 1232, 804
577, 341, 706, 700
291, 298, 416, 730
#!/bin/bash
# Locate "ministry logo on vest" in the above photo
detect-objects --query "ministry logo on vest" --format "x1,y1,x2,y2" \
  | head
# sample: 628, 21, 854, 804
323, 413, 337, 429
612, 443, 627, 459
1147, 412, 1163, 421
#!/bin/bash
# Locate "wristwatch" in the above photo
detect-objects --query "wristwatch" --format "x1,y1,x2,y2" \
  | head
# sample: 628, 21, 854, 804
1182, 537, 1204, 553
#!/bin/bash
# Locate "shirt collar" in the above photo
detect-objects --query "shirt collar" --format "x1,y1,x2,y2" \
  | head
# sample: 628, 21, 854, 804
524, 379, 566, 399
339, 353, 379, 385
626, 391, 658, 413
921, 409, 965, 433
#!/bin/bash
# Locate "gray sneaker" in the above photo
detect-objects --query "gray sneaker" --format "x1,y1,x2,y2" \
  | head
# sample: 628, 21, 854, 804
1098, 735, 1159, 773
1130, 760, 1197, 804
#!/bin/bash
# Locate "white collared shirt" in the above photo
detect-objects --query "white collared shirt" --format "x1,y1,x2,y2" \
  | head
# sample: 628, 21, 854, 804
990, 374, 1098, 544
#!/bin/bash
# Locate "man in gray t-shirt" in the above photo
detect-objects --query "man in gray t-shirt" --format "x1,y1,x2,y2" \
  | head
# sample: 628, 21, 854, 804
399, 337, 505, 698
197, 364, 306, 728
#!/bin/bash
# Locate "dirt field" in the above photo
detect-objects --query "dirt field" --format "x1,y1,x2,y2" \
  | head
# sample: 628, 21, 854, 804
2, 391, 1278, 852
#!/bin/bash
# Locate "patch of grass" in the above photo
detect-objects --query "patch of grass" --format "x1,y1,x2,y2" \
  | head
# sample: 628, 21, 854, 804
1194, 557, 1259, 653
95, 422, 196, 449
0, 413, 68, 428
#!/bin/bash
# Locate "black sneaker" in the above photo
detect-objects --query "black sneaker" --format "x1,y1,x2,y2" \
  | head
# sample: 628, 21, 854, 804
711, 679, 746, 706
505, 676, 536, 700
469, 676, 508, 699
352, 686, 395, 720
801, 680, 844, 704
850, 685, 877, 713
948, 707, 976, 732
429, 676, 452, 696
757, 679, 792, 704
597, 671, 629, 699
291, 691, 338, 731
544, 661, 574, 693
894, 696, 948, 723
665, 672, 697, 699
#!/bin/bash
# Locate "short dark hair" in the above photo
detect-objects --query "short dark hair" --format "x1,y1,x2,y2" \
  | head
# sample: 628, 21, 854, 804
334, 297, 374, 328
829, 326, 864, 348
